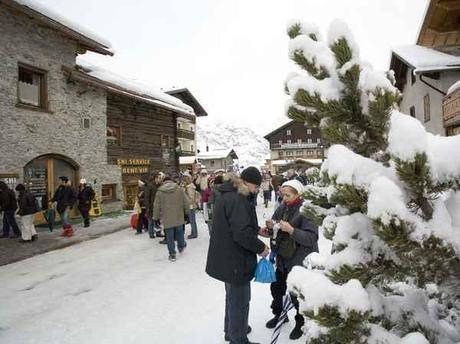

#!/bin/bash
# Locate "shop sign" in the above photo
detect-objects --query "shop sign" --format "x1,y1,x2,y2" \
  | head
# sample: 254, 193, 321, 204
0, 173, 19, 190
117, 158, 150, 174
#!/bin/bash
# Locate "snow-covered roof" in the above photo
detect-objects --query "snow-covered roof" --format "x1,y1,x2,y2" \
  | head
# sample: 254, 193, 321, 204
64, 61, 194, 115
6, 0, 113, 56
447, 79, 460, 95
179, 156, 197, 165
391, 45, 460, 73
197, 149, 238, 160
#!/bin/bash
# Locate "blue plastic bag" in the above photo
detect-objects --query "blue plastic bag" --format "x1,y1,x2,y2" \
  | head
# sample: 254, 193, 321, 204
254, 257, 277, 283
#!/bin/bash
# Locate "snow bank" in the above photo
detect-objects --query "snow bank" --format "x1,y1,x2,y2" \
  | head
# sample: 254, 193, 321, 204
288, 268, 370, 316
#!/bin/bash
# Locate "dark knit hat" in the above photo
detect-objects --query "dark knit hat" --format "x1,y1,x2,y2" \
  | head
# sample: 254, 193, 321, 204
241, 166, 262, 186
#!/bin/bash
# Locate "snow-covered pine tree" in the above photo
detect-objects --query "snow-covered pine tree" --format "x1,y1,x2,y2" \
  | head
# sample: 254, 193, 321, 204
284, 19, 460, 344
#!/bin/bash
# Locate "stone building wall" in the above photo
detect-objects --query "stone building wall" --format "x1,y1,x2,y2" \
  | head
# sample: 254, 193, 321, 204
0, 6, 123, 211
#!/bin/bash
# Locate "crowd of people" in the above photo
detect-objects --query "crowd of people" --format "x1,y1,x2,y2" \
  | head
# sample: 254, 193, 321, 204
1, 164, 318, 343
0, 176, 95, 242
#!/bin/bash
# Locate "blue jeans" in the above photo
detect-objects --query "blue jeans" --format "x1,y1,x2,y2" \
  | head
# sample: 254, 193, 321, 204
60, 207, 70, 226
2, 210, 20, 237
189, 208, 198, 237
165, 226, 186, 255
224, 282, 251, 344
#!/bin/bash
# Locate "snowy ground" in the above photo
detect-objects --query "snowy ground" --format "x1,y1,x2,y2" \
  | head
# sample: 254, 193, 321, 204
0, 196, 331, 344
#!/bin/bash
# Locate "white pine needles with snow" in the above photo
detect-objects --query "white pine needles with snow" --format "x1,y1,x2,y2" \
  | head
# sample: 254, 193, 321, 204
285, 20, 460, 344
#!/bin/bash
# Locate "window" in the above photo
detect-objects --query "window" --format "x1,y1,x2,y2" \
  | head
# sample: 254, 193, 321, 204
190, 126, 194, 132
307, 129, 312, 135
411, 70, 416, 85
423, 95, 430, 122
410, 106, 416, 118
177, 122, 181, 129
17, 63, 47, 110
279, 151, 284, 156
161, 135, 170, 148
286, 151, 293, 156
107, 126, 121, 146
101, 184, 117, 202
297, 139, 302, 144
287, 139, 291, 144
307, 138, 312, 144
211, 160, 215, 167
82, 118, 91, 129
296, 150, 303, 156
278, 140, 282, 145
307, 150, 313, 156
286, 129, 291, 135
317, 138, 321, 143
190, 144, 194, 152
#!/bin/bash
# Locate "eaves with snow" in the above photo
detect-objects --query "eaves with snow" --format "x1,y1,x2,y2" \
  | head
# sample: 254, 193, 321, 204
197, 149, 239, 160
5, 0, 113, 56
391, 45, 460, 74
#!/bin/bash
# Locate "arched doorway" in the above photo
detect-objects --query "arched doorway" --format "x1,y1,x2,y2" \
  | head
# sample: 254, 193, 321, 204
23, 154, 79, 205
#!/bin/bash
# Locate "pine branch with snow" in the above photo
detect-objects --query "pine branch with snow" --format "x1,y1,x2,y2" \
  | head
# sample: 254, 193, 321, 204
285, 20, 460, 344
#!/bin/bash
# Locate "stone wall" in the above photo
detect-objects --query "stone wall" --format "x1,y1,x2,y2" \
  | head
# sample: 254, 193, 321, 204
0, 6, 123, 212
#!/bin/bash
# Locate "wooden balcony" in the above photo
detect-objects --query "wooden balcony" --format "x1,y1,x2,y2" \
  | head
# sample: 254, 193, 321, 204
270, 142, 319, 150
179, 150, 195, 156
442, 88, 460, 127
177, 128, 195, 140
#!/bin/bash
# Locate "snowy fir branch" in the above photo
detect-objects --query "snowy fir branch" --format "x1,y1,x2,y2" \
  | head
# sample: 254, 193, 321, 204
285, 19, 460, 343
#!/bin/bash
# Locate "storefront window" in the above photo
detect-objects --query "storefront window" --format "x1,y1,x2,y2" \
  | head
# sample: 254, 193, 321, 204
102, 184, 117, 202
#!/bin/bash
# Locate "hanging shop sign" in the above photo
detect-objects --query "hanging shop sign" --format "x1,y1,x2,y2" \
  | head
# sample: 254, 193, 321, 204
117, 158, 151, 174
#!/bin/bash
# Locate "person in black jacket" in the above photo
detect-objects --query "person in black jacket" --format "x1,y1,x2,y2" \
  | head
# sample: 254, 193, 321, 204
51, 176, 76, 233
206, 167, 269, 344
0, 181, 21, 238
78, 179, 95, 228
15, 184, 38, 242
260, 179, 318, 340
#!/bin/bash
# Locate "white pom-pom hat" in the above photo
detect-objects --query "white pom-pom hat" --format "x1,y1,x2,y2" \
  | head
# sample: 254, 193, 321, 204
281, 179, 304, 194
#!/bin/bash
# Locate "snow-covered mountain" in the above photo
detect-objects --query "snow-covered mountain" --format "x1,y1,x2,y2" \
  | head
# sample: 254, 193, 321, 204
196, 118, 270, 169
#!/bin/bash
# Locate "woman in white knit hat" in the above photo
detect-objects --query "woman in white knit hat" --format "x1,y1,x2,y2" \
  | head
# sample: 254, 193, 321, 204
259, 179, 319, 340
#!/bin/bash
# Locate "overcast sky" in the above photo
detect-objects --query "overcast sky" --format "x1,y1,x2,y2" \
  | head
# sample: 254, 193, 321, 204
36, 0, 428, 135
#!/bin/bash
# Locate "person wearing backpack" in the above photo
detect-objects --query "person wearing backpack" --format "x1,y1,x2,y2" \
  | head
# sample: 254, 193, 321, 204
78, 179, 95, 228
15, 184, 38, 242
259, 179, 318, 340
0, 181, 21, 238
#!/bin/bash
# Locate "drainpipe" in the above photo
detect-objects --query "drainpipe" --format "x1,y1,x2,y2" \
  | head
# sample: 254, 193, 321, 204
419, 74, 446, 96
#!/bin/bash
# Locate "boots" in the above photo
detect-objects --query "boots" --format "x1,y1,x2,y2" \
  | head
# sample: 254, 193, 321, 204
289, 315, 304, 340
62, 224, 74, 237
265, 315, 288, 329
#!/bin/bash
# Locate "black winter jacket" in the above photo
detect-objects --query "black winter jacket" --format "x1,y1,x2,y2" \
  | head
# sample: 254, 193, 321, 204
52, 186, 76, 214
144, 182, 158, 214
206, 180, 266, 285
17, 191, 38, 216
0, 189, 18, 211
271, 201, 318, 272
78, 185, 95, 209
